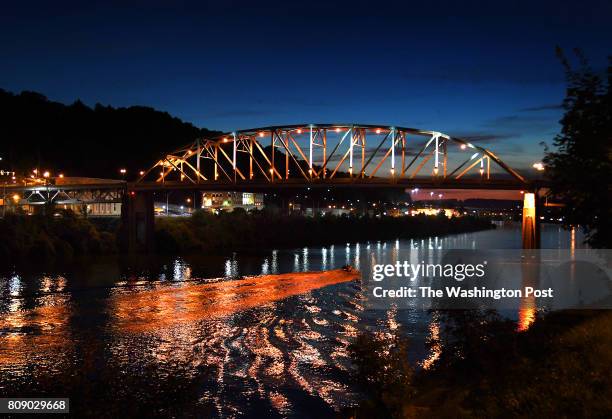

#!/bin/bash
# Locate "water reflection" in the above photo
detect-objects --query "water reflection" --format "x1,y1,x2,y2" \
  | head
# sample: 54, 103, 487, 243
0, 224, 586, 416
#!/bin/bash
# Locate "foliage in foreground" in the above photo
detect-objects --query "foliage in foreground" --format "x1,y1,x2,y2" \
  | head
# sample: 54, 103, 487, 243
348, 331, 414, 418
543, 50, 611, 248
347, 310, 612, 418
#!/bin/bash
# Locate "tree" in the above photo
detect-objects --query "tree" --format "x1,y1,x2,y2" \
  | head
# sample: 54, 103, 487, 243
348, 331, 414, 418
542, 49, 612, 247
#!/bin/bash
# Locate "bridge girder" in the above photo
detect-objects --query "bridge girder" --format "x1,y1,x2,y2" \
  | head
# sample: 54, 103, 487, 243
139, 124, 527, 188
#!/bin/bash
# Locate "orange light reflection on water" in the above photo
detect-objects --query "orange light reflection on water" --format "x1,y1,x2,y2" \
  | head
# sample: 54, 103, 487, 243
109, 269, 358, 333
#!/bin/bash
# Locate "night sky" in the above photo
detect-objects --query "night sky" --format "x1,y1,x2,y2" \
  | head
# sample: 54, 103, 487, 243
1, 0, 611, 176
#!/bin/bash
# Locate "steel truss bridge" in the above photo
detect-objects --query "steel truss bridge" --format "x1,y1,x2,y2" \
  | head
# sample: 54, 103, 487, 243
136, 124, 529, 190
2, 124, 546, 250
4, 180, 124, 206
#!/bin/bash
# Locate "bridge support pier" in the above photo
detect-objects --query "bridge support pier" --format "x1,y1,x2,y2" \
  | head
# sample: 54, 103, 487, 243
521, 191, 540, 249
120, 190, 155, 253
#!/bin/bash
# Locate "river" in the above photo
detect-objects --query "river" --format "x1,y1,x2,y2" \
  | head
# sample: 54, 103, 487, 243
0, 223, 585, 417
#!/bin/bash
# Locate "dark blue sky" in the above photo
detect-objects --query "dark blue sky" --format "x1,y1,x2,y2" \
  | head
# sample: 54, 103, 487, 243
1, 0, 611, 171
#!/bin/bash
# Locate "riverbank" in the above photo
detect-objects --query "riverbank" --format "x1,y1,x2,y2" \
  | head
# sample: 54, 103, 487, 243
155, 210, 493, 253
0, 209, 494, 263
346, 309, 612, 418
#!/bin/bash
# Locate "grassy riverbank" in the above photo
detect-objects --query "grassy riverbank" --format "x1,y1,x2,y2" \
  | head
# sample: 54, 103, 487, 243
346, 309, 612, 418
154, 209, 493, 253
0, 209, 493, 262
0, 211, 118, 263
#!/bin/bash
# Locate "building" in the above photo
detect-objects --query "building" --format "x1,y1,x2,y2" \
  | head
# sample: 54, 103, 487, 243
409, 208, 460, 218
201, 191, 263, 212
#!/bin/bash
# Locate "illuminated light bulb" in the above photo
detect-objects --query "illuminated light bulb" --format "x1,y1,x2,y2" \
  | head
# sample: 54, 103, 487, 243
59, 173, 64, 178
297, 129, 302, 134
460, 144, 467, 150
433, 167, 439, 175
223, 138, 228, 143
376, 128, 381, 134
335, 128, 340, 132
43, 171, 50, 178
139, 171, 145, 176
259, 132, 264, 137
12, 194, 20, 201
269, 168, 274, 173
390, 168, 395, 175
479, 168, 484, 175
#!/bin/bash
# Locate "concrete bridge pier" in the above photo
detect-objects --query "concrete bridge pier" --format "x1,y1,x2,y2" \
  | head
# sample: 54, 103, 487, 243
120, 190, 155, 253
521, 190, 541, 249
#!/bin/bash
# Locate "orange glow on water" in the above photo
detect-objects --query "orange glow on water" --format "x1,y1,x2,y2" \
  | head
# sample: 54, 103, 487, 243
517, 307, 536, 332
422, 321, 441, 370
110, 269, 359, 333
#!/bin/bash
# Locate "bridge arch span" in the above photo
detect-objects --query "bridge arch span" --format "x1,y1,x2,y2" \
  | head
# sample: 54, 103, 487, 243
138, 123, 527, 189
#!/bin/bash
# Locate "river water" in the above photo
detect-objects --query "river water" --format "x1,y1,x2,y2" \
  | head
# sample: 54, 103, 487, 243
0, 224, 584, 417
